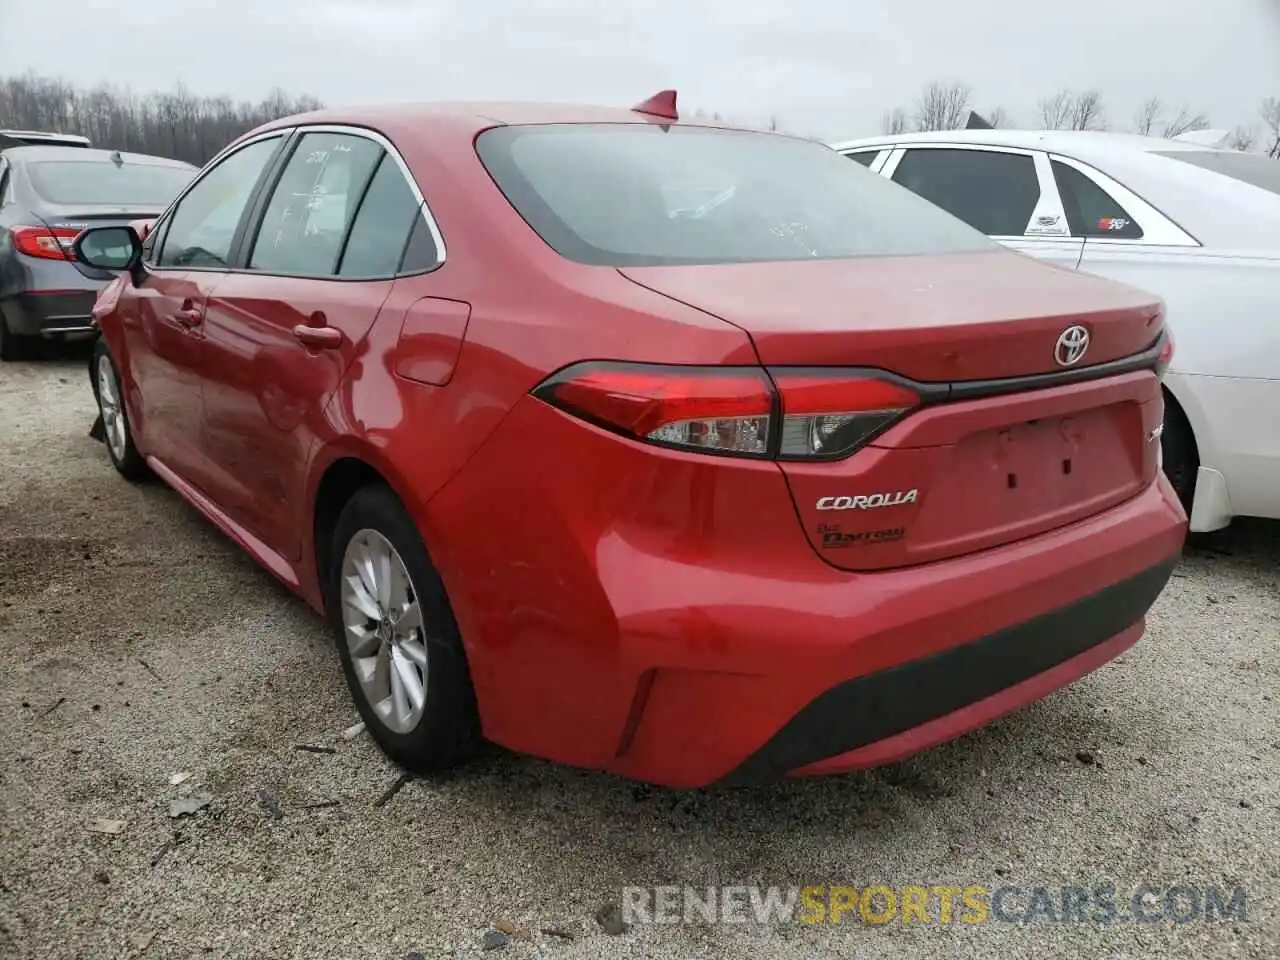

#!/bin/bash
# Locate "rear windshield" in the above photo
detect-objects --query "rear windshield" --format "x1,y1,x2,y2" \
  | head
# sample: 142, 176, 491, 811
1154, 150, 1280, 197
27, 160, 194, 207
476, 124, 995, 266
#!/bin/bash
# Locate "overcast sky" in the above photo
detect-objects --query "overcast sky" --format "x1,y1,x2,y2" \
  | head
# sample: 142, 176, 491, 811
2, 0, 1277, 139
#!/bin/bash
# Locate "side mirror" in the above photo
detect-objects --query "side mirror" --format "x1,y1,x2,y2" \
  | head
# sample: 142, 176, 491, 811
73, 225, 142, 272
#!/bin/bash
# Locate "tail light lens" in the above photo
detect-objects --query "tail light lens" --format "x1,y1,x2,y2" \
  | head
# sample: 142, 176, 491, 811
533, 362, 919, 460
534, 363, 773, 457
11, 225, 80, 261
1155, 329, 1174, 379
773, 371, 920, 460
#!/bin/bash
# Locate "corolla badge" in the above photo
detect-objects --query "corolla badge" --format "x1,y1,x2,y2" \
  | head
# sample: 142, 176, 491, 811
816, 490, 918, 511
1054, 325, 1090, 367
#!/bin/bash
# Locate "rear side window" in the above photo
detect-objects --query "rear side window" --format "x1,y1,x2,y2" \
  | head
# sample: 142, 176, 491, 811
1153, 150, 1280, 197
845, 151, 879, 167
399, 213, 442, 273
249, 132, 383, 276
1051, 160, 1143, 239
27, 160, 194, 207
337, 154, 435, 277
476, 125, 993, 267
891, 148, 1041, 237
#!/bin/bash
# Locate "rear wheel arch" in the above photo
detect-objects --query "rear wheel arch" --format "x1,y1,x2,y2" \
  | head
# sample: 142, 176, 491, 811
312, 457, 395, 602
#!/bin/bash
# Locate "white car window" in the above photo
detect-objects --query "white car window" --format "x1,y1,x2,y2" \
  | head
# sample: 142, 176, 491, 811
890, 148, 1042, 237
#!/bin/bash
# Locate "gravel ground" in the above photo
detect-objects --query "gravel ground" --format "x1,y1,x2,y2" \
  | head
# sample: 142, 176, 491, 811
1, 347, 1277, 960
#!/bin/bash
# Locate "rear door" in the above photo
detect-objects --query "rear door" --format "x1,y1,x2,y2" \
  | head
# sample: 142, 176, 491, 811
883, 144, 1085, 270
122, 134, 286, 486
198, 127, 439, 561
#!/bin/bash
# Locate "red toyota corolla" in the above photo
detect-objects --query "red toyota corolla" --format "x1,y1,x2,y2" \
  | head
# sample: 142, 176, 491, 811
74, 93, 1187, 788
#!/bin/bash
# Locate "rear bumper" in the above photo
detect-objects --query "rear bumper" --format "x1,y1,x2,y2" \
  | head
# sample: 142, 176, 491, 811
428, 398, 1188, 788
723, 559, 1172, 783
1, 290, 99, 336
617, 482, 1184, 787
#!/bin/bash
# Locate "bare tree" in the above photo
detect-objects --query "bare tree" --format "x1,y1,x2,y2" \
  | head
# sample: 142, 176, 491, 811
0, 70, 322, 164
913, 81, 971, 132
1262, 97, 1280, 159
1038, 90, 1073, 130
1163, 104, 1211, 138
1067, 90, 1106, 130
881, 107, 908, 135
1134, 96, 1163, 135
1228, 126, 1257, 152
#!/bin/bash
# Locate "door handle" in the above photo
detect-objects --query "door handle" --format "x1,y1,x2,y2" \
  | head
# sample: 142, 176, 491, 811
172, 299, 203, 329
292, 323, 342, 349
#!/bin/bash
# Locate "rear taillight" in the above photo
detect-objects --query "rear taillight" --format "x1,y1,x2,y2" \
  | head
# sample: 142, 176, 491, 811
533, 362, 919, 460
10, 225, 80, 261
1155, 329, 1174, 379
772, 371, 920, 460
534, 363, 774, 457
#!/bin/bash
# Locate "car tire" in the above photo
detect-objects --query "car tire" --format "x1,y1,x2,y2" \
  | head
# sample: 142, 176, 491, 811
1160, 392, 1197, 516
91, 338, 148, 480
326, 484, 481, 773
0, 309, 31, 362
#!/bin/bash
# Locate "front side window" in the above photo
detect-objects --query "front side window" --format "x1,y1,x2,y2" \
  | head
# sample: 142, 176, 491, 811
476, 125, 993, 267
337, 154, 435, 277
845, 151, 879, 167
891, 148, 1042, 237
158, 136, 283, 268
249, 131, 382, 276
1051, 160, 1144, 239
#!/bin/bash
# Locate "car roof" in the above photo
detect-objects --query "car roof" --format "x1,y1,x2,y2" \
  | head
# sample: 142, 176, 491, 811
250, 100, 755, 143
828, 128, 1216, 159
1, 144, 195, 167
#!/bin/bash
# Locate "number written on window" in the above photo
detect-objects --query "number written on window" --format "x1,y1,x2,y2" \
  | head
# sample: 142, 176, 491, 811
248, 131, 382, 276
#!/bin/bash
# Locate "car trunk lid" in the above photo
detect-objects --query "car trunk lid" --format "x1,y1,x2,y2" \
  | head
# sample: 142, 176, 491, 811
619, 249, 1163, 380
621, 249, 1168, 571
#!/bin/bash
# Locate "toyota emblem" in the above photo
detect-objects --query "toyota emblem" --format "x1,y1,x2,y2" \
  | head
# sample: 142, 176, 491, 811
1054, 325, 1090, 367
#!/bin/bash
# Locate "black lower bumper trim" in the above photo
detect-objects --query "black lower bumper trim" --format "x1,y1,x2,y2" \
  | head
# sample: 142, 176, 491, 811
720, 558, 1178, 784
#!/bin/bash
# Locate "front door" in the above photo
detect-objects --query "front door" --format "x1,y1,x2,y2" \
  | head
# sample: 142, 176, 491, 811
122, 268, 223, 482
125, 132, 288, 490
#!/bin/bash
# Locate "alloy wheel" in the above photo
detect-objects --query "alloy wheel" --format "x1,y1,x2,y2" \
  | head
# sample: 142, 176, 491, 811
96, 354, 128, 462
340, 528, 429, 734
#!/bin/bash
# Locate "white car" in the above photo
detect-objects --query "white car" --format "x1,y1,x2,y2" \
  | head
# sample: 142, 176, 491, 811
829, 129, 1280, 532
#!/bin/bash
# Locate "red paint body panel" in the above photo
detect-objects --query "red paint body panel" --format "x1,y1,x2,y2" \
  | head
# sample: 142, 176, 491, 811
92, 102, 1188, 787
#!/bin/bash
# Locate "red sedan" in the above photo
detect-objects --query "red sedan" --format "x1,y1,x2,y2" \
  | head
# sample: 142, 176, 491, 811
74, 92, 1187, 787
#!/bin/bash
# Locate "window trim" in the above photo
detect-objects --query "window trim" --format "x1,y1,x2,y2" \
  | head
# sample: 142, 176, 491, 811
236, 123, 446, 280
880, 142, 1071, 241
146, 123, 447, 280
1047, 153, 1199, 247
